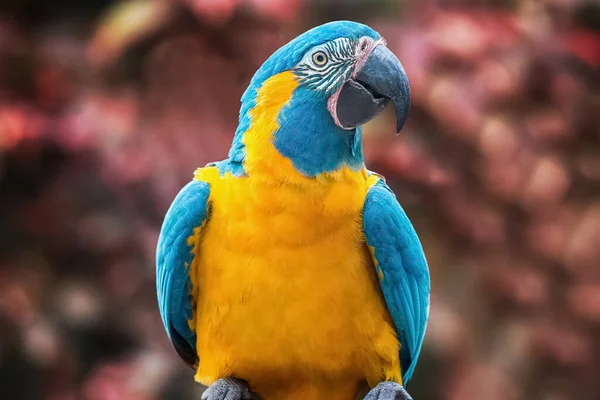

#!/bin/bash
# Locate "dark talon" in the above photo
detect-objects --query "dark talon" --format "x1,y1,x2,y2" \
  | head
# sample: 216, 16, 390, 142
364, 382, 413, 400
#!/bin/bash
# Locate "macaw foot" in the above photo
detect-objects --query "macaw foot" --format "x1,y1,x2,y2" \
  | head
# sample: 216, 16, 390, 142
364, 382, 413, 400
201, 378, 252, 400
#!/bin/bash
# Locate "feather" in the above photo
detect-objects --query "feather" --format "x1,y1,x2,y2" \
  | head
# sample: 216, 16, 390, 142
363, 179, 431, 384
156, 179, 210, 367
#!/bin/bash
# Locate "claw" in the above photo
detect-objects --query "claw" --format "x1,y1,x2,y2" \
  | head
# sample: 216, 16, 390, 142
364, 382, 413, 400
201, 378, 252, 400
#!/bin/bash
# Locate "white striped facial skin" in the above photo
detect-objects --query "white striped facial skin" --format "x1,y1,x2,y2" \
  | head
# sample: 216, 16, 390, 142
293, 36, 383, 95
294, 36, 386, 130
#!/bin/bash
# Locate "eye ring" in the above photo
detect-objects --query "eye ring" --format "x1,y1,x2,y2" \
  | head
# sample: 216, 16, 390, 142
312, 51, 328, 66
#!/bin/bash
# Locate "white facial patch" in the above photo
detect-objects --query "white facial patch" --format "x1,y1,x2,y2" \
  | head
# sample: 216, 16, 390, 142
294, 36, 380, 94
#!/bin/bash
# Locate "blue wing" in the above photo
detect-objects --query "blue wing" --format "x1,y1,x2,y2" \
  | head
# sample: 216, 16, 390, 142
156, 180, 210, 367
363, 179, 430, 384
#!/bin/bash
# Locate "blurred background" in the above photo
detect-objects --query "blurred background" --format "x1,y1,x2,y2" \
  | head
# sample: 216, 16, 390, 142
0, 0, 599, 399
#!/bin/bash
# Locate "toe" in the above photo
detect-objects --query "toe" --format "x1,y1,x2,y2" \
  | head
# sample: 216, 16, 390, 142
202, 378, 252, 400
365, 382, 413, 400
364, 386, 381, 400
201, 386, 213, 400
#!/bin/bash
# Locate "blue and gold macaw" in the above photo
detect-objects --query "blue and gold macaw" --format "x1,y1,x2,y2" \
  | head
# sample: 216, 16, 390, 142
156, 21, 430, 400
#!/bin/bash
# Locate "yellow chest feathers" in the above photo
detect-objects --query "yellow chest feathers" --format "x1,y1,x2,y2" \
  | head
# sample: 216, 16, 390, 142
189, 167, 400, 398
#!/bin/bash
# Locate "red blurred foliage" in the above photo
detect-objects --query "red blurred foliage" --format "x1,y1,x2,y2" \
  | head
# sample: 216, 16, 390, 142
1, 1, 600, 399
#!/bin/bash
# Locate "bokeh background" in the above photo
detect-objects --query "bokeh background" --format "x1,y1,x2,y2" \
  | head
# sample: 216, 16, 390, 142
1, 0, 599, 399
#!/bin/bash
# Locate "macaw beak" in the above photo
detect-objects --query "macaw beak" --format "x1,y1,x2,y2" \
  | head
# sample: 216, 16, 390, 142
334, 44, 411, 133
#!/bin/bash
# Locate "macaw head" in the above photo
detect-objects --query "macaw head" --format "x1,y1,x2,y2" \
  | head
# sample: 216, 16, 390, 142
229, 21, 410, 178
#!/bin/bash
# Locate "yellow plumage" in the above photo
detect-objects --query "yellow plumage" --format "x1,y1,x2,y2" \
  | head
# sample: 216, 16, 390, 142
189, 72, 401, 400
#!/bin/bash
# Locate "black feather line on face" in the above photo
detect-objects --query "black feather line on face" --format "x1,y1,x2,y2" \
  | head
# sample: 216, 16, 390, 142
293, 37, 359, 94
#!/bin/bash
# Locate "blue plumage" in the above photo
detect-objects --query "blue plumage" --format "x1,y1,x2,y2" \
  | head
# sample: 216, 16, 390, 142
273, 86, 365, 176
363, 179, 430, 383
156, 180, 211, 367
229, 21, 379, 169
208, 159, 245, 177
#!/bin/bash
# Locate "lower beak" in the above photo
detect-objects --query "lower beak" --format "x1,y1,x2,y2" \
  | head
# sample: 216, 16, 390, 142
334, 44, 411, 133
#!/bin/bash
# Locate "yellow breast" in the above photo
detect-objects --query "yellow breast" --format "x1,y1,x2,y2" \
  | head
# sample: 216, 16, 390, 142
189, 166, 400, 400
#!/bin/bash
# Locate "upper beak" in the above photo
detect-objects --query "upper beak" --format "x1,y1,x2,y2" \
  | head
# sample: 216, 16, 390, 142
334, 44, 411, 133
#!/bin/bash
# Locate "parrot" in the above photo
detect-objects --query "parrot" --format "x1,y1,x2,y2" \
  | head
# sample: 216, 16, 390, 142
156, 21, 430, 400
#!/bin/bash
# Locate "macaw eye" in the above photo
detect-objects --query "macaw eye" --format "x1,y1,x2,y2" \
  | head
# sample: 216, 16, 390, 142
312, 51, 328, 66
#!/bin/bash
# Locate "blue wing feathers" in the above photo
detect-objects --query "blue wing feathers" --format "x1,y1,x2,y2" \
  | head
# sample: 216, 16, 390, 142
156, 180, 210, 367
363, 180, 430, 384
